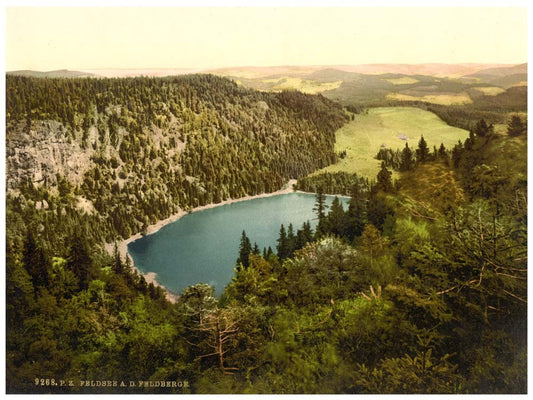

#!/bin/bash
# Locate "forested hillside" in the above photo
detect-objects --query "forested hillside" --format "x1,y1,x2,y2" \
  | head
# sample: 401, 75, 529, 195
6, 74, 346, 243
5, 73, 527, 394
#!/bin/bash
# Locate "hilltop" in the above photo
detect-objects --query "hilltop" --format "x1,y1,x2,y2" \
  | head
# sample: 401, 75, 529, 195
7, 69, 96, 78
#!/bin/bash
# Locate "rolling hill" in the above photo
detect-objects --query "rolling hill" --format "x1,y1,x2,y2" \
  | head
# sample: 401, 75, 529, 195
7, 69, 96, 78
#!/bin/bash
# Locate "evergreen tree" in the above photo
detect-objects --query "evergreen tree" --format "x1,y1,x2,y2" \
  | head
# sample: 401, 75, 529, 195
507, 115, 526, 137
313, 188, 329, 237
237, 230, 252, 268
112, 241, 124, 274
296, 221, 314, 250
346, 183, 367, 239
361, 224, 387, 268
277, 224, 289, 260
376, 162, 393, 193
400, 143, 414, 171
327, 196, 346, 237
67, 232, 93, 290
438, 143, 447, 160
415, 135, 430, 163
474, 118, 490, 137
367, 186, 394, 231
286, 223, 296, 258
451, 140, 463, 168
22, 231, 49, 289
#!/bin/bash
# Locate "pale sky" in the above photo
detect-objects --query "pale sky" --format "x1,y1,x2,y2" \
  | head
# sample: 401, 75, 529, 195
5, 6, 528, 71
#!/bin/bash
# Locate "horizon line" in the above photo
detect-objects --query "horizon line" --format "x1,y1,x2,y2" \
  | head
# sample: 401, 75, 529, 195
7, 61, 528, 73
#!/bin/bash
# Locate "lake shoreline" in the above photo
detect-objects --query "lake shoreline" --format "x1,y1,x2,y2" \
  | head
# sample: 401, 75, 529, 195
105, 179, 300, 303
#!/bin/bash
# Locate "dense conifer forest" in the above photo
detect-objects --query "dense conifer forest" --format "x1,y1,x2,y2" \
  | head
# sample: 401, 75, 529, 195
6, 75, 346, 242
5, 74, 527, 393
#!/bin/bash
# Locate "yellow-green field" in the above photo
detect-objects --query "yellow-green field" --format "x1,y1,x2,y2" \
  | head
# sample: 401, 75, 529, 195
386, 92, 473, 105
473, 86, 506, 96
262, 77, 343, 94
382, 77, 420, 85
315, 107, 470, 178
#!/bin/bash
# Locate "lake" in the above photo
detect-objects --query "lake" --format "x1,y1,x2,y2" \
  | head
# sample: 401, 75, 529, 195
128, 192, 349, 296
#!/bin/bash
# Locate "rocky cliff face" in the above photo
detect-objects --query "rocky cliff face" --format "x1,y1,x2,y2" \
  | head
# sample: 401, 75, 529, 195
6, 120, 94, 191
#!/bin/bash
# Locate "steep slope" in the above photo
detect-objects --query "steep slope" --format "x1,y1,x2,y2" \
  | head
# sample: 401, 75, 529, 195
6, 74, 348, 241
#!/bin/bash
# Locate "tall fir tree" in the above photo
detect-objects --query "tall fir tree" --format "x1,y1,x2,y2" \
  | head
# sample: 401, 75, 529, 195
237, 230, 252, 269
295, 221, 314, 251
22, 231, 49, 290
67, 232, 93, 290
313, 188, 329, 237
507, 115, 526, 137
346, 183, 367, 240
416, 135, 430, 163
277, 224, 289, 260
438, 143, 447, 160
376, 162, 393, 193
400, 143, 414, 171
327, 196, 346, 237
286, 223, 296, 259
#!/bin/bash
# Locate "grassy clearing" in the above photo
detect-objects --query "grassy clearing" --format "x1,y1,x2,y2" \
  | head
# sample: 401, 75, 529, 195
315, 107, 470, 179
261, 77, 343, 94
386, 92, 473, 105
473, 86, 506, 96
382, 77, 420, 85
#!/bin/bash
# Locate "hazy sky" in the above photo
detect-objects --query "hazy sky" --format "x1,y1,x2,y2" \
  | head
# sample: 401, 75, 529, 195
5, 6, 528, 71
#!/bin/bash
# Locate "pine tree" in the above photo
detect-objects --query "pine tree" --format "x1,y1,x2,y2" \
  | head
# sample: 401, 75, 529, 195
507, 115, 526, 137
416, 135, 430, 163
327, 196, 346, 237
22, 231, 49, 289
113, 241, 124, 274
346, 183, 367, 239
452, 141, 463, 168
376, 162, 393, 193
67, 232, 93, 290
361, 224, 387, 268
296, 221, 314, 250
400, 143, 414, 171
277, 224, 289, 260
286, 223, 296, 258
313, 188, 329, 237
237, 230, 252, 269
438, 143, 447, 160
475, 118, 490, 137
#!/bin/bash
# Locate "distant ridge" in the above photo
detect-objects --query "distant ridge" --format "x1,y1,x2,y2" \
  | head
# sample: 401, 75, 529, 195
209, 63, 520, 79
7, 69, 96, 78
78, 68, 207, 77
8, 63, 525, 80
466, 63, 527, 78
464, 63, 527, 88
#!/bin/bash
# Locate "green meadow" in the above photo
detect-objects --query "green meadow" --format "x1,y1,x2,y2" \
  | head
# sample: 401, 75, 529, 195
316, 107, 470, 178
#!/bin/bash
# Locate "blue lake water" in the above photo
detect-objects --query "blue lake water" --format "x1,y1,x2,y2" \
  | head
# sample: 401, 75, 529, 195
128, 192, 349, 296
